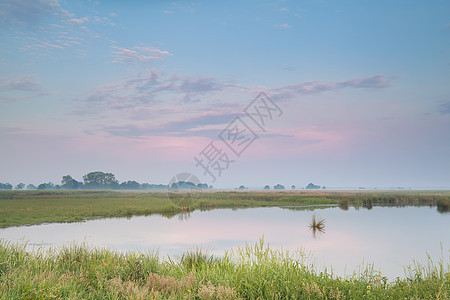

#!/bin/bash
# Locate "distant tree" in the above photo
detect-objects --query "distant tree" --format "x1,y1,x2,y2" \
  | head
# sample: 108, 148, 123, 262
209, 185, 213, 189
239, 185, 246, 190
305, 183, 320, 190
273, 184, 285, 190
171, 181, 197, 190
291, 185, 296, 190
15, 183, 25, 190
0, 183, 13, 190
61, 175, 83, 190
83, 171, 118, 189
197, 183, 209, 189
119, 180, 141, 190
62, 175, 73, 188
26, 184, 37, 190
322, 186, 326, 190
141, 183, 151, 189
37, 182, 55, 190
264, 185, 270, 190
141, 183, 168, 190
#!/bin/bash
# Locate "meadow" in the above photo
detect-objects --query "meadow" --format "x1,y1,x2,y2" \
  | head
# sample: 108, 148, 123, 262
0, 189, 449, 228
0, 190, 449, 299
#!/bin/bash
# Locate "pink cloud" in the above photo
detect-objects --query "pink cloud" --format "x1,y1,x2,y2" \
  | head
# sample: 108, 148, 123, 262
69, 17, 89, 25
112, 46, 171, 65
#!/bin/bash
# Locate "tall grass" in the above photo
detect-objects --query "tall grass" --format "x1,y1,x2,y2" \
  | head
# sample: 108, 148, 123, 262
0, 238, 448, 299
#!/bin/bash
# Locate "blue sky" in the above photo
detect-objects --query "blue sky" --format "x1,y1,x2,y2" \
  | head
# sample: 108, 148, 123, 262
0, 0, 449, 188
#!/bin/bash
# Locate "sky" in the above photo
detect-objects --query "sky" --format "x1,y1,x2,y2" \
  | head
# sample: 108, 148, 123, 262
0, 0, 449, 189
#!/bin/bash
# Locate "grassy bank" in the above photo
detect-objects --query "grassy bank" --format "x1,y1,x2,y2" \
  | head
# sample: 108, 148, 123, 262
0, 190, 449, 228
0, 239, 448, 299
0, 191, 181, 228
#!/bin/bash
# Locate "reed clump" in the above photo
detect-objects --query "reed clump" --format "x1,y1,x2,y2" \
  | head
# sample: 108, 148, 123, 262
309, 214, 326, 237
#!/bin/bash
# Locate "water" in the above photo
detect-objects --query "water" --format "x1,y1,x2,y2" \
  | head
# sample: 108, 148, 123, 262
1, 206, 448, 279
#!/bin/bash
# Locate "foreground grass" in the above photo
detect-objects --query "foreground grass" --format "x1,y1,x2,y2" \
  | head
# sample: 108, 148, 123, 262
0, 239, 448, 299
0, 190, 449, 228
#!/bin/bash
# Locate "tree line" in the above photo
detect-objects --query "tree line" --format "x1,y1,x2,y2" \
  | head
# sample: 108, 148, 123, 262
0, 171, 169, 190
1, 172, 324, 191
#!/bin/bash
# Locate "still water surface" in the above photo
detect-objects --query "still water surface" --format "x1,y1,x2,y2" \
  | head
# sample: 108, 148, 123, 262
1, 206, 448, 279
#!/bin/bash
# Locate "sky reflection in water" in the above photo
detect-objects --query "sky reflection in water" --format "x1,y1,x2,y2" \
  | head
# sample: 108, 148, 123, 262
1, 206, 448, 279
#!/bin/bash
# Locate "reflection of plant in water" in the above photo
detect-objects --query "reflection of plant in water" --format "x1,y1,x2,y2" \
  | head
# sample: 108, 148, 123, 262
363, 199, 373, 210
437, 199, 449, 214
309, 214, 325, 238
339, 199, 349, 211
177, 212, 191, 221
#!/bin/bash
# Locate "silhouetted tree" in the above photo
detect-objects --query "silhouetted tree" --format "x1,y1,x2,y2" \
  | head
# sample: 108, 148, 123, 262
15, 183, 25, 190
26, 184, 36, 190
197, 183, 209, 189
264, 185, 270, 190
291, 185, 296, 190
37, 182, 55, 190
305, 183, 320, 189
239, 185, 246, 190
119, 180, 141, 190
0, 183, 12, 190
61, 175, 83, 189
274, 184, 285, 190
83, 171, 118, 189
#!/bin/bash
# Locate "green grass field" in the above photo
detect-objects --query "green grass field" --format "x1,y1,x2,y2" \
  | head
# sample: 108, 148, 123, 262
0, 190, 449, 228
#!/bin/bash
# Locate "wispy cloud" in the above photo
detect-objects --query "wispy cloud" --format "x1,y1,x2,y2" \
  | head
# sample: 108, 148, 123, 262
268, 74, 393, 101
0, 0, 63, 28
163, 2, 199, 14
0, 75, 47, 103
74, 71, 396, 143
273, 23, 292, 29
69, 15, 115, 26
69, 16, 89, 25
112, 46, 171, 65
74, 69, 237, 117
89, 111, 245, 139
437, 101, 450, 115
337, 74, 391, 89
1, 75, 43, 92
0, 0, 113, 56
